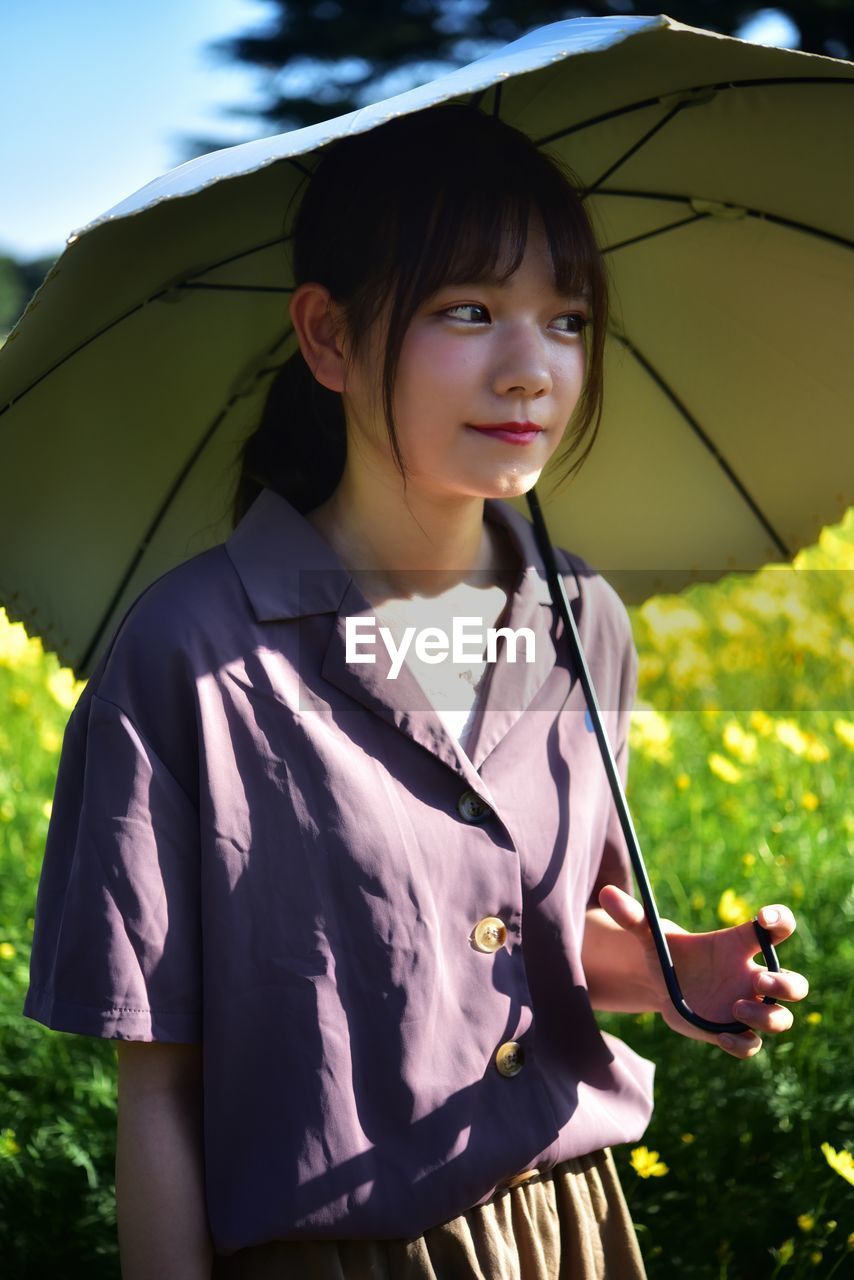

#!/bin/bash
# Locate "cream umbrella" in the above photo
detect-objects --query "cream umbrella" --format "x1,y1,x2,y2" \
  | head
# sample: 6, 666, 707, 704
0, 12, 850, 677
1, 12, 847, 1031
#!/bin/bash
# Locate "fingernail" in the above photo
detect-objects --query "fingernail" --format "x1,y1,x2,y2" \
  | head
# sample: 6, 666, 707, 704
761, 908, 780, 926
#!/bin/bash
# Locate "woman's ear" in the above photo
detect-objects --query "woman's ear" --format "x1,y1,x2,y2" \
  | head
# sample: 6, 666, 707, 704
289, 282, 348, 393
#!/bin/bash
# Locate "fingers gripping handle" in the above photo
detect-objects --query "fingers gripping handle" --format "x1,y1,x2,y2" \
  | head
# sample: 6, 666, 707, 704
753, 918, 782, 1005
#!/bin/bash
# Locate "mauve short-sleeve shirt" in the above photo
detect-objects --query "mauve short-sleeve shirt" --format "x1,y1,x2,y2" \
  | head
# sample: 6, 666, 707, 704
23, 486, 654, 1254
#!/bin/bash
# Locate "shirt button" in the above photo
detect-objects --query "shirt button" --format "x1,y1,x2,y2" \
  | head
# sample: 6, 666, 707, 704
495, 1040, 525, 1078
472, 916, 508, 953
457, 790, 493, 823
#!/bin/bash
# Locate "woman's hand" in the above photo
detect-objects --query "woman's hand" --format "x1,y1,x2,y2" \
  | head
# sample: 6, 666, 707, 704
597, 884, 809, 1058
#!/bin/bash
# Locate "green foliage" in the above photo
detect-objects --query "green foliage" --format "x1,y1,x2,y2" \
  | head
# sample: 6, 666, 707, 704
0, 253, 59, 337
0, 639, 117, 1273
0, 257, 27, 335
603, 509, 854, 1278
1, 511, 852, 1273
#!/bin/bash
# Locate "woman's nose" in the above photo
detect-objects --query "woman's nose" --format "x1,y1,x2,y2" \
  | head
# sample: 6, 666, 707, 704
491, 328, 552, 398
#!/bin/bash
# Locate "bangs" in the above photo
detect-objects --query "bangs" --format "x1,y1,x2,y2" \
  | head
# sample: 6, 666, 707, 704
382, 130, 601, 322
410, 174, 597, 305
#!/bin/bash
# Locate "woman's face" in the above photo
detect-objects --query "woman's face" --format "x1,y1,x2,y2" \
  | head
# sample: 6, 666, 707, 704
340, 218, 590, 504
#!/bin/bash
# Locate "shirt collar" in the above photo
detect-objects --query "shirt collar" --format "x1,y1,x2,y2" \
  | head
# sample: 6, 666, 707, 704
224, 485, 578, 623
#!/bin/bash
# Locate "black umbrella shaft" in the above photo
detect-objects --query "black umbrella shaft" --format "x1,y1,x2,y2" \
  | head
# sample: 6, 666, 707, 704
525, 487, 761, 1035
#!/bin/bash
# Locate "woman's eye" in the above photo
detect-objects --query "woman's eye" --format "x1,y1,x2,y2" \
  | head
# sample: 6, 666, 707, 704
443, 303, 490, 323
553, 313, 589, 335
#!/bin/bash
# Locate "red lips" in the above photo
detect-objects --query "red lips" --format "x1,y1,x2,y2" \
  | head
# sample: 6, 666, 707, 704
468, 421, 542, 433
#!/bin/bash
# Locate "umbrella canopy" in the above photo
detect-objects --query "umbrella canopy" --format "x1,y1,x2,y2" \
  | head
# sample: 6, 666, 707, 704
1, 12, 852, 680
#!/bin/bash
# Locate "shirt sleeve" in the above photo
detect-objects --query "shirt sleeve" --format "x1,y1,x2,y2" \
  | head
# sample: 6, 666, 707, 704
22, 688, 202, 1042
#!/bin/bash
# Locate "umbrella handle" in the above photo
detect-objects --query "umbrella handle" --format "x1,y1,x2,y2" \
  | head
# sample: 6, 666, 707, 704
525, 488, 781, 1035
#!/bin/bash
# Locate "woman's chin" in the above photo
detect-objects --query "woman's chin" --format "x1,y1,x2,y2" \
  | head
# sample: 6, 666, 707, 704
481, 468, 543, 500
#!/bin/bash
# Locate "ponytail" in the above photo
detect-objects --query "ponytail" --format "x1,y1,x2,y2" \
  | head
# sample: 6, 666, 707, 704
230, 347, 346, 529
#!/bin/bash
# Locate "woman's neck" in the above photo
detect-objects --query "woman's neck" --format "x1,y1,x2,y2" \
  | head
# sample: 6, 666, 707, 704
305, 471, 519, 602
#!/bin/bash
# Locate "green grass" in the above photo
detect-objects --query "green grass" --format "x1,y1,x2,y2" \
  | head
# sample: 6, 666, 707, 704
1, 511, 852, 1276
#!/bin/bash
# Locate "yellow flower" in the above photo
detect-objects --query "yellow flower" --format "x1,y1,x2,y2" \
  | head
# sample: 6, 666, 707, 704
629, 708, 673, 765
821, 1142, 854, 1187
790, 617, 833, 657
805, 1010, 822, 1026
719, 609, 747, 635
675, 773, 691, 791
47, 667, 86, 711
680, 1133, 695, 1145
0, 943, 16, 961
801, 792, 820, 811
718, 888, 752, 926
749, 710, 775, 736
723, 721, 758, 764
670, 640, 714, 687
809, 1252, 823, 1266
776, 1239, 795, 1265
774, 720, 829, 761
0, 1128, 20, 1158
833, 718, 854, 751
742, 852, 757, 869
39, 726, 62, 754
798, 1214, 815, 1233
629, 1146, 669, 1178
708, 753, 742, 784
738, 585, 782, 620
0, 612, 37, 667
847, 1232, 854, 1250
639, 598, 705, 641
638, 653, 664, 684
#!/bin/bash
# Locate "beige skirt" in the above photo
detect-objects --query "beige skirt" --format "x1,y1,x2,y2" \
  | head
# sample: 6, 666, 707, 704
211, 1148, 647, 1279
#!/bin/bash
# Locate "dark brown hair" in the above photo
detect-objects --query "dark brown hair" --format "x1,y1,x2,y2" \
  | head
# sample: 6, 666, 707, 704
231, 103, 608, 528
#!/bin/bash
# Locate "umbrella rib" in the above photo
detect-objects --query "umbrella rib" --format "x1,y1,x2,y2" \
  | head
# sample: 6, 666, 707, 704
609, 329, 791, 559
79, 332, 295, 674
535, 75, 854, 147
180, 233, 292, 281
582, 100, 687, 197
593, 189, 854, 253
601, 213, 708, 255
288, 157, 314, 178
0, 236, 295, 420
177, 283, 294, 294
0, 295, 155, 420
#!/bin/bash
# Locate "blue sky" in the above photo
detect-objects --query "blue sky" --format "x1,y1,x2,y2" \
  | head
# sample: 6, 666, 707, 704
1, 0, 273, 259
1, 3, 800, 261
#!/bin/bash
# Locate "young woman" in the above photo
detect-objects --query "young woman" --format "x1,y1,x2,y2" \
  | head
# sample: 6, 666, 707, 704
24, 105, 807, 1278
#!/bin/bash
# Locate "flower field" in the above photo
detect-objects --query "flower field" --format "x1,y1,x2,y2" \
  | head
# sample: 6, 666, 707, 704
0, 511, 851, 1275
